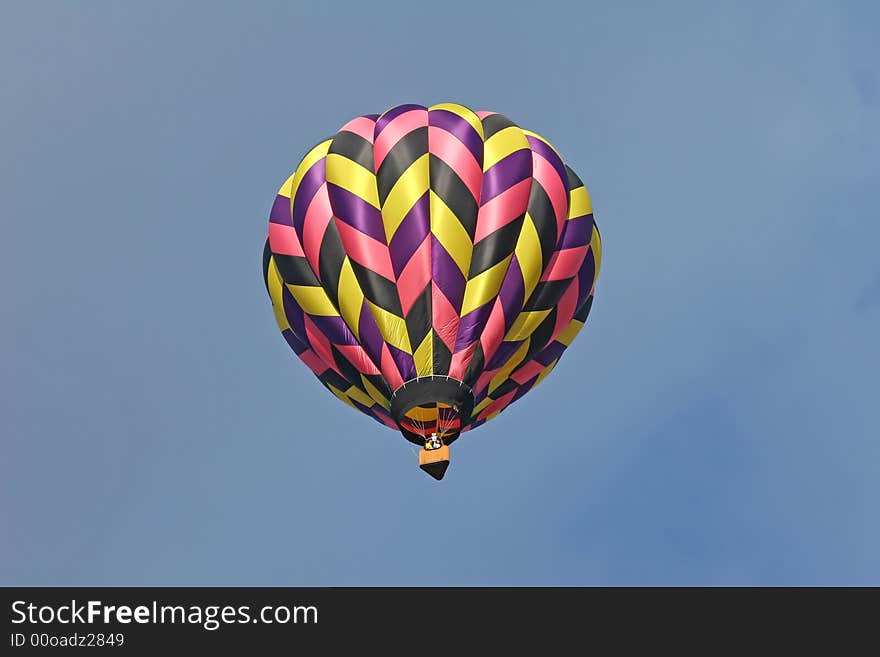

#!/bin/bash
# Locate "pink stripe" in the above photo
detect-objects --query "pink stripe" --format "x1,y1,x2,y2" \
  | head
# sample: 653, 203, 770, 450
511, 359, 545, 386
428, 126, 482, 200
477, 390, 516, 421
474, 178, 532, 243
396, 235, 431, 315
339, 116, 376, 143
432, 284, 459, 353
335, 344, 382, 376
476, 111, 495, 119
531, 152, 568, 238
380, 343, 404, 389
304, 316, 340, 375
268, 222, 305, 257
334, 218, 395, 280
301, 183, 333, 280
448, 342, 476, 379
299, 349, 329, 376
373, 109, 428, 170
550, 279, 580, 343
478, 301, 507, 366
375, 409, 400, 429
475, 369, 498, 396
540, 245, 589, 282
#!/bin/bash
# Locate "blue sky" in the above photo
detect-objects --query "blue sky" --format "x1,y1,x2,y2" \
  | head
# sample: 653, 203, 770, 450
3, 1, 878, 585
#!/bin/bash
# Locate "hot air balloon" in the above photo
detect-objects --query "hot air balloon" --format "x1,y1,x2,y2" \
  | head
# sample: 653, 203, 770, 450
262, 103, 601, 479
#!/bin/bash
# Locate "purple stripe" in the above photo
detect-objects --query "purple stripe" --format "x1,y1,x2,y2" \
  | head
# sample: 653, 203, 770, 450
486, 339, 523, 370
576, 252, 596, 308
373, 406, 393, 423
281, 328, 309, 357
269, 194, 293, 226
558, 215, 594, 249
431, 236, 466, 310
453, 302, 493, 352
428, 109, 484, 163
375, 103, 426, 136
357, 302, 385, 367
326, 183, 387, 243
291, 161, 326, 234
498, 256, 525, 328
480, 150, 533, 204
526, 135, 569, 195
388, 193, 430, 277
511, 375, 538, 402
281, 285, 307, 341
351, 399, 377, 418
388, 343, 416, 381
536, 341, 566, 367
309, 314, 359, 346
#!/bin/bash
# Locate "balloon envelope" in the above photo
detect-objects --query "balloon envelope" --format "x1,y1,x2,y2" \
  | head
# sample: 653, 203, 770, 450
263, 103, 601, 469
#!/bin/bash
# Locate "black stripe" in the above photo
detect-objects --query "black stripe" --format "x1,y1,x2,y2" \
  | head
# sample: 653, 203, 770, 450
481, 113, 518, 140
565, 164, 584, 191
262, 239, 273, 294
522, 308, 557, 361
376, 126, 428, 206
524, 279, 574, 311
273, 254, 320, 287
433, 332, 452, 375
468, 215, 524, 277
488, 378, 518, 400
429, 154, 479, 238
526, 182, 559, 271
319, 368, 359, 394
404, 283, 432, 351
331, 344, 366, 392
574, 295, 593, 322
362, 373, 392, 401
462, 342, 485, 389
349, 259, 403, 316
317, 222, 346, 308
329, 130, 375, 171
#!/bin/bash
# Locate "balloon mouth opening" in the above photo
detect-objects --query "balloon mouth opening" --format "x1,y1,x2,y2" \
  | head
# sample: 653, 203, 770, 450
389, 376, 474, 446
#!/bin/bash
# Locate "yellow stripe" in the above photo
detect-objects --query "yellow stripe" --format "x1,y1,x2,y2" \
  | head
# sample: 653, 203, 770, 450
285, 284, 338, 317
266, 257, 290, 332
325, 153, 380, 209
381, 153, 429, 241
277, 172, 297, 199
337, 258, 363, 339
345, 385, 375, 408
483, 126, 529, 171
568, 186, 592, 218
413, 331, 434, 376
556, 318, 585, 347
473, 395, 492, 414
488, 341, 530, 394
460, 254, 513, 316
429, 103, 485, 140
327, 384, 357, 409
514, 213, 543, 301
290, 140, 331, 203
361, 375, 390, 409
522, 129, 562, 159
506, 310, 553, 341
429, 190, 472, 275
590, 228, 602, 282
366, 301, 411, 353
